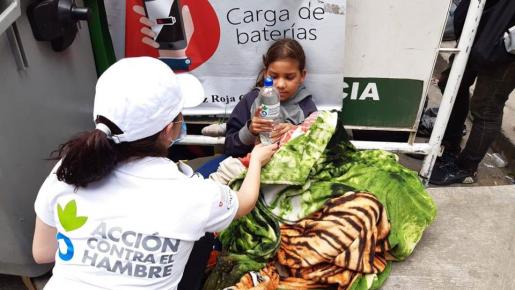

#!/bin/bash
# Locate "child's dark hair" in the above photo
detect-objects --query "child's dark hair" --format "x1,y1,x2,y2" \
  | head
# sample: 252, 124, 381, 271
255, 38, 306, 87
51, 115, 168, 188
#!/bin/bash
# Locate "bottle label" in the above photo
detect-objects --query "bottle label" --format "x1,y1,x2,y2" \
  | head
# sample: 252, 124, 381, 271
260, 103, 280, 119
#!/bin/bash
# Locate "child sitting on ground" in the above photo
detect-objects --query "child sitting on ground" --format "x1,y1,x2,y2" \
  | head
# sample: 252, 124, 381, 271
224, 38, 318, 157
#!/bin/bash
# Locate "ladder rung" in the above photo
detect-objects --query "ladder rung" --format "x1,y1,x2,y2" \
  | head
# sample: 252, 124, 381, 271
438, 47, 461, 53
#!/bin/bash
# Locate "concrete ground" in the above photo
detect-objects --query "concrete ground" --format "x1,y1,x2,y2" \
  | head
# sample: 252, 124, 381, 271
383, 185, 515, 290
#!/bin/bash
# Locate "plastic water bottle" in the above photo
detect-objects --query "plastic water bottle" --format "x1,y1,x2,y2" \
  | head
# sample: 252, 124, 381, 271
258, 76, 280, 145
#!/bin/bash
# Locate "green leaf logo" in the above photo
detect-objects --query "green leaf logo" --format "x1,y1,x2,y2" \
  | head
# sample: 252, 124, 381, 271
57, 200, 88, 232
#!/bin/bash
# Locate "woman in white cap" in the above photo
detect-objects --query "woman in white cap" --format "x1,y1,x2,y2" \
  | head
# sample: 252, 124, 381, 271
32, 57, 278, 289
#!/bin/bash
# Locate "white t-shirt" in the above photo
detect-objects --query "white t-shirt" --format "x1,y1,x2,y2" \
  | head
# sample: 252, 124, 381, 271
34, 157, 239, 290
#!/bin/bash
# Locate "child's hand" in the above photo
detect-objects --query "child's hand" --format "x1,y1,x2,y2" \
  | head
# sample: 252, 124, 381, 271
249, 107, 274, 135
250, 143, 279, 166
271, 123, 294, 142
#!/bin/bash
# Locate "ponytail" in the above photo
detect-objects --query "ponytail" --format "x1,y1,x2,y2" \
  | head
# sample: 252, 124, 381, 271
51, 116, 166, 188
52, 130, 117, 188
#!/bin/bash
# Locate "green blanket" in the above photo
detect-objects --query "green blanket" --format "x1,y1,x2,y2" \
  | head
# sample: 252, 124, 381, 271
204, 111, 437, 290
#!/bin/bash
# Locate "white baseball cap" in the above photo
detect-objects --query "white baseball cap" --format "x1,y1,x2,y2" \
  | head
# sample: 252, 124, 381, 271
93, 57, 204, 143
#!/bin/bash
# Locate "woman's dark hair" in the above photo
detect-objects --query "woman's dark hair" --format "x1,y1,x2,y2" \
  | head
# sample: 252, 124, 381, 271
51, 115, 168, 188
255, 38, 306, 87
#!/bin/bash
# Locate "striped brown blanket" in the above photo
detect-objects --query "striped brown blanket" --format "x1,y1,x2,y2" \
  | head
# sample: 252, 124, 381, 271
229, 191, 393, 290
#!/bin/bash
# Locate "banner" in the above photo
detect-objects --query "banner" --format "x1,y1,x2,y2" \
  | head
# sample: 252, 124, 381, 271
123, 0, 346, 115
341, 78, 424, 128
107, 0, 450, 130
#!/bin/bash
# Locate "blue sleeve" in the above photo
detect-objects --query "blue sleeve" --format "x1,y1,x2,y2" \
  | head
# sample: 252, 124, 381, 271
224, 90, 259, 157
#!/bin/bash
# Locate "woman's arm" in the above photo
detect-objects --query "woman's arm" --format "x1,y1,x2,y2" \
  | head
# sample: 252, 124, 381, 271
234, 143, 278, 218
33, 217, 57, 264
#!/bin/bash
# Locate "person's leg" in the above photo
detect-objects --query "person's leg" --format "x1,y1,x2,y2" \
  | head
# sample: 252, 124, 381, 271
430, 61, 479, 184
458, 62, 515, 171
439, 61, 479, 155
195, 155, 227, 178
431, 62, 515, 185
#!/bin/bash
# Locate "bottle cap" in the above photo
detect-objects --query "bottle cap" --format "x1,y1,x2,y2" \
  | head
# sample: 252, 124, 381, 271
264, 76, 273, 87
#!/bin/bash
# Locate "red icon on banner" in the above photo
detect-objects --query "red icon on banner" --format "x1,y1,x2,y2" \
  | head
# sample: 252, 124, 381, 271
126, 0, 220, 71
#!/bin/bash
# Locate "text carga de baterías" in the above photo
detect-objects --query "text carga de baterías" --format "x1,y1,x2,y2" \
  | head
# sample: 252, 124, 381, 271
225, 3, 326, 45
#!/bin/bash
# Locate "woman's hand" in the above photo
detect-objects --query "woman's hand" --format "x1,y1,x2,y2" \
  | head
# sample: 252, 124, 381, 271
250, 143, 279, 167
249, 107, 274, 135
271, 123, 294, 142
236, 143, 278, 218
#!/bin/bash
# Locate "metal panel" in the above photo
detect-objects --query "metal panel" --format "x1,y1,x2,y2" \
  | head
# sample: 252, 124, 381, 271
0, 0, 97, 277
0, 0, 20, 35
343, 0, 450, 130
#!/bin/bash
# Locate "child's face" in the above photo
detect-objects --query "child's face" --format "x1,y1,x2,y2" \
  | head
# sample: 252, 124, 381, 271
265, 58, 306, 102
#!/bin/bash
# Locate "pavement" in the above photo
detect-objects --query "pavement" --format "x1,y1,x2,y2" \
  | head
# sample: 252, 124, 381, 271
383, 185, 515, 290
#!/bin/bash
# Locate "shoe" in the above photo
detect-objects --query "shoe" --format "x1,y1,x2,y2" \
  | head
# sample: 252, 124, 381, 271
201, 123, 226, 137
429, 161, 477, 185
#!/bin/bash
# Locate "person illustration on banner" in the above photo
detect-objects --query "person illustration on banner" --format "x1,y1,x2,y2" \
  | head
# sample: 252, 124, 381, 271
133, 1, 194, 70
225, 38, 318, 157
